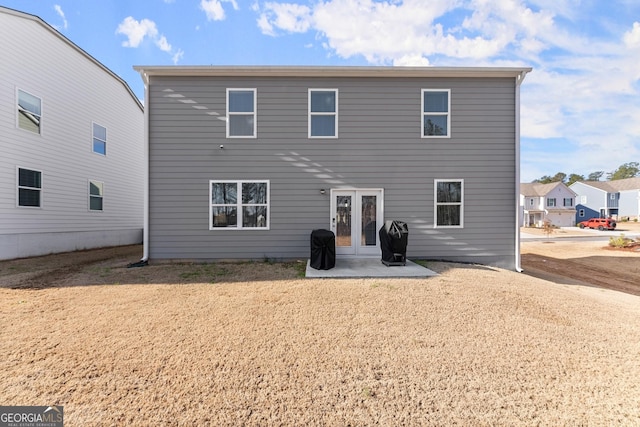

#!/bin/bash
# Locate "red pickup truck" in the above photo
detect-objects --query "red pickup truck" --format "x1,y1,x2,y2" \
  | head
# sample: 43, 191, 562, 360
577, 218, 617, 231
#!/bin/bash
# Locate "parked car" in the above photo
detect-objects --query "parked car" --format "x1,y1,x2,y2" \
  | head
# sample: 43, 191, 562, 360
578, 218, 617, 231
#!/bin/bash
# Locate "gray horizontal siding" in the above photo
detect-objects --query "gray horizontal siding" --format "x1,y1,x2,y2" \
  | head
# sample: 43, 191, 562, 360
148, 75, 518, 268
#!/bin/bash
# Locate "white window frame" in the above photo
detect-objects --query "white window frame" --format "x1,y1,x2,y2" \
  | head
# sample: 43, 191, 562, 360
434, 179, 464, 228
92, 122, 107, 156
209, 180, 270, 230
17, 167, 43, 208
579, 209, 585, 217
563, 197, 573, 207
547, 198, 556, 207
529, 198, 534, 206
89, 180, 104, 212
226, 88, 257, 138
308, 89, 338, 138
422, 89, 450, 138
17, 88, 42, 135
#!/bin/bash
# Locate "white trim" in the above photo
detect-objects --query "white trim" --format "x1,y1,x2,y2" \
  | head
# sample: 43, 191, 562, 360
16, 166, 43, 209
330, 188, 384, 257
308, 88, 338, 139
141, 72, 150, 262
226, 88, 257, 138
434, 179, 464, 228
134, 65, 533, 79
2, 7, 142, 111
421, 89, 450, 138
209, 180, 270, 230
92, 122, 107, 156
88, 179, 104, 212
16, 88, 42, 135
515, 71, 527, 272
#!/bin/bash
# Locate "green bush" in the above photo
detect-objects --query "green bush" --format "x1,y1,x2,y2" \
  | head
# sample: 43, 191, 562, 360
609, 234, 633, 248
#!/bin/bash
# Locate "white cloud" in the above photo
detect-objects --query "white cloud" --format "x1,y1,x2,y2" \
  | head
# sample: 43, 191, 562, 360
624, 22, 640, 48
254, 0, 640, 179
156, 35, 172, 52
201, 0, 239, 21
257, 3, 311, 35
53, 4, 68, 30
116, 17, 159, 47
116, 17, 183, 63
172, 49, 185, 65
393, 54, 430, 67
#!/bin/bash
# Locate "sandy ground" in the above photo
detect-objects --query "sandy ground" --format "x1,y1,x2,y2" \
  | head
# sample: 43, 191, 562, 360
521, 221, 640, 296
1, 233, 640, 426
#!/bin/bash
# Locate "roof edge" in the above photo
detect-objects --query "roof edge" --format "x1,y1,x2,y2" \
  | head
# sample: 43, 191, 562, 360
1, 6, 143, 111
133, 65, 532, 79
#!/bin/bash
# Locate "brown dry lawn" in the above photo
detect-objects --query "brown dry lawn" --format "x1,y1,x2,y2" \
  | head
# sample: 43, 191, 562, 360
1, 233, 640, 426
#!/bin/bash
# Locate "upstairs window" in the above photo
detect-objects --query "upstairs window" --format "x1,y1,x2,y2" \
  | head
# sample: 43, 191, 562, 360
93, 123, 107, 155
547, 198, 556, 207
210, 180, 269, 230
529, 198, 534, 206
563, 198, 573, 207
422, 89, 450, 138
309, 89, 338, 138
227, 89, 256, 138
89, 181, 104, 211
435, 179, 463, 227
17, 89, 42, 134
18, 168, 42, 208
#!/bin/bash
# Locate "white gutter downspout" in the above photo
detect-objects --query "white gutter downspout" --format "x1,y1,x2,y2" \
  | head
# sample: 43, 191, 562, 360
515, 70, 529, 272
140, 70, 150, 263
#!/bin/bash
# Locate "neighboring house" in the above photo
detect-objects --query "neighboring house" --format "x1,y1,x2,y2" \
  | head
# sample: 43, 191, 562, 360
134, 65, 531, 270
520, 182, 577, 227
570, 177, 640, 222
0, 7, 144, 260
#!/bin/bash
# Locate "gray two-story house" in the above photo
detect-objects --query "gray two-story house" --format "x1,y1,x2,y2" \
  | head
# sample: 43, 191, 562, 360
134, 66, 530, 270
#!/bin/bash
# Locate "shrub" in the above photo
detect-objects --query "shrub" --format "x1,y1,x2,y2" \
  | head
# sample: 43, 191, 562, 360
609, 234, 633, 248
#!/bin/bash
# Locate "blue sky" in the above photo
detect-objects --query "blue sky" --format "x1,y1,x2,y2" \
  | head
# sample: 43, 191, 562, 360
4, 0, 639, 182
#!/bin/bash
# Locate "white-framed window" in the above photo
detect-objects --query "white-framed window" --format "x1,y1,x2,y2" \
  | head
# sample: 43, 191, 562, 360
89, 180, 104, 211
610, 193, 616, 200
579, 209, 585, 217
93, 123, 107, 155
581, 195, 587, 204
227, 89, 256, 138
435, 179, 463, 228
563, 198, 573, 207
17, 167, 42, 208
547, 198, 556, 207
309, 89, 338, 138
210, 180, 269, 230
529, 198, 534, 206
17, 89, 42, 134
422, 89, 450, 138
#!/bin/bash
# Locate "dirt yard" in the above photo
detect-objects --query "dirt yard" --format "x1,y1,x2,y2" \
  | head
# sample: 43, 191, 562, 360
521, 221, 640, 296
1, 234, 640, 426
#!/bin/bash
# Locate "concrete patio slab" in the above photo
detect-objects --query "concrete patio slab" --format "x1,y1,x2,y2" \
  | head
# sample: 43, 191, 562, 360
305, 258, 438, 278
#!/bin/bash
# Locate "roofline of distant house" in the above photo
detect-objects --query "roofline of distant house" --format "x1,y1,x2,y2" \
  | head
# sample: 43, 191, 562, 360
1, 6, 143, 111
133, 65, 532, 81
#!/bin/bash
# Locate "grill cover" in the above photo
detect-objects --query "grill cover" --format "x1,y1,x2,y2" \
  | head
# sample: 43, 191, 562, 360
379, 220, 408, 266
310, 229, 336, 270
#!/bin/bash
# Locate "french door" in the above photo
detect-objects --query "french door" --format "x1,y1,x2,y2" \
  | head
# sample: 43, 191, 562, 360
330, 189, 383, 256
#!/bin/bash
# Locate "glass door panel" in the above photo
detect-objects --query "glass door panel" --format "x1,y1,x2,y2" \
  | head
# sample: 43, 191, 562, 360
331, 189, 383, 256
336, 195, 352, 248
361, 195, 377, 246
